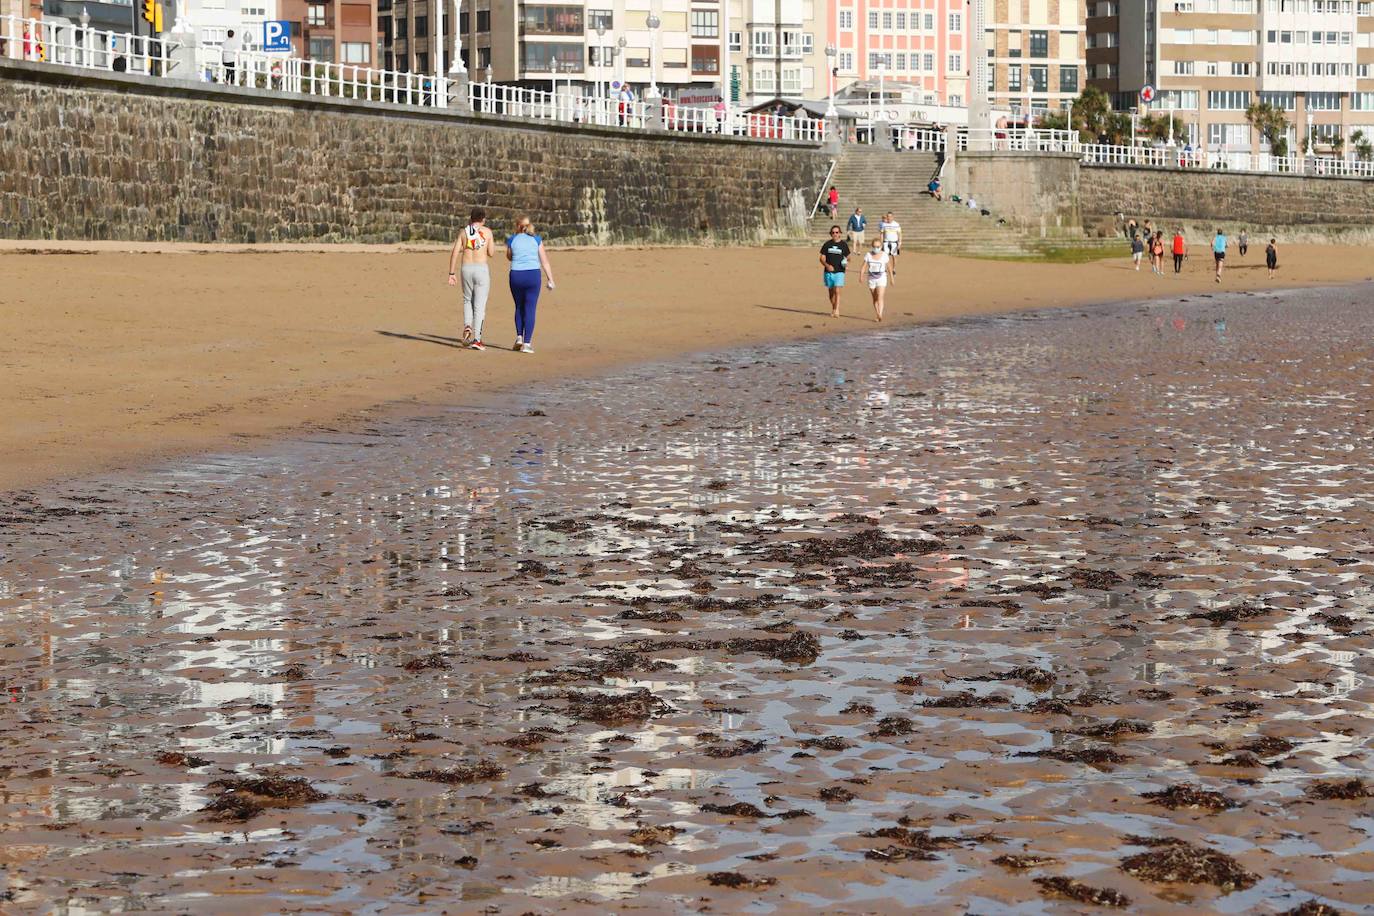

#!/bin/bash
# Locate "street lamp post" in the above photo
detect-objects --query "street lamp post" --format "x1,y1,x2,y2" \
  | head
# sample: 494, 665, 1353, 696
551, 57, 560, 118
79, 6, 90, 67
825, 43, 836, 117
451, 0, 466, 75
596, 24, 607, 122
645, 12, 660, 99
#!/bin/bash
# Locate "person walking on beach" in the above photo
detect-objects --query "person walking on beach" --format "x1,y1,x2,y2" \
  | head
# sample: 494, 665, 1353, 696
1212, 228, 1228, 282
1171, 228, 1187, 275
448, 208, 494, 350
846, 207, 867, 251
1150, 232, 1165, 275
1238, 228, 1249, 257
879, 212, 902, 266
506, 216, 555, 353
863, 238, 892, 323
1265, 238, 1278, 278
1130, 232, 1144, 271
819, 226, 850, 318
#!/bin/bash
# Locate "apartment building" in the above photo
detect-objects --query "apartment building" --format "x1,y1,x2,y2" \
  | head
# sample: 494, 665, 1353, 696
276, 0, 377, 66
827, 0, 969, 108
1087, 0, 1374, 150
983, 0, 1084, 112
384, 0, 731, 98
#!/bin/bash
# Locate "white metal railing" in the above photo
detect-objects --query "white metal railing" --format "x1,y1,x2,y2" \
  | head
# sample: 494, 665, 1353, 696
2, 14, 176, 77
2, 15, 826, 145
955, 127, 1079, 152
893, 126, 948, 151
1079, 141, 1374, 177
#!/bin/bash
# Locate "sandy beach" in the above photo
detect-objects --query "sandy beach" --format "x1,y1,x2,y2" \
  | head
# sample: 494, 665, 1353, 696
4, 241, 1374, 492
1, 283, 1371, 912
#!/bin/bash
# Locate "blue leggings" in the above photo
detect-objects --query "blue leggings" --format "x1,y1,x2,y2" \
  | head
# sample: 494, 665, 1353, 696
509, 269, 542, 342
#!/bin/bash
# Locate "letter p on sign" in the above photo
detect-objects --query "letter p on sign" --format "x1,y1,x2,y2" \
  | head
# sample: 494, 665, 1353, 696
264, 20, 291, 51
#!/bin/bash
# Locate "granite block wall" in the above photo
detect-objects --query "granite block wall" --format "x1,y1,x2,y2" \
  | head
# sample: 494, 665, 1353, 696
0, 61, 828, 245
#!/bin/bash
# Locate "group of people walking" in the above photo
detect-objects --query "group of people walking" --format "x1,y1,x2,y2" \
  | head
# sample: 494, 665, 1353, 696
819, 207, 904, 322
1128, 219, 1278, 282
447, 208, 556, 353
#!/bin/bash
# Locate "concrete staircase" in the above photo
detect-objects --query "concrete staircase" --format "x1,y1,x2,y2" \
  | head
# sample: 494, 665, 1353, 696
797, 147, 1034, 257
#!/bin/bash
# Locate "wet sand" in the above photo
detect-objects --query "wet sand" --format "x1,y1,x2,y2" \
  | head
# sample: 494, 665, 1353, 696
2, 284, 1372, 913
4, 241, 1374, 492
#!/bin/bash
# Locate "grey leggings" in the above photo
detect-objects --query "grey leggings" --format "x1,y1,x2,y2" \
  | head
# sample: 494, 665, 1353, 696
461, 264, 490, 338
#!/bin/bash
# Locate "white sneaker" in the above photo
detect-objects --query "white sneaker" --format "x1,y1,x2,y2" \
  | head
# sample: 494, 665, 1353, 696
513, 336, 523, 351
521, 343, 534, 354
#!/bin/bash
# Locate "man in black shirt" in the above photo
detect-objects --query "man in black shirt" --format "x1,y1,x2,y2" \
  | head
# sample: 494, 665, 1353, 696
818, 225, 850, 319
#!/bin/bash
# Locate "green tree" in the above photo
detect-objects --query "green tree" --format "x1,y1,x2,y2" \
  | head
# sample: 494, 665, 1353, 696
1245, 101, 1288, 156
1353, 129, 1373, 162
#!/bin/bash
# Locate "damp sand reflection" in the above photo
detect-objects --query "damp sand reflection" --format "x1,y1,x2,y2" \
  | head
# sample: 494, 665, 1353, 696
1, 287, 1373, 912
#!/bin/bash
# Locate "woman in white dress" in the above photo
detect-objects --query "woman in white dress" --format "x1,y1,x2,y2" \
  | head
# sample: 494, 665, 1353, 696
862, 239, 893, 323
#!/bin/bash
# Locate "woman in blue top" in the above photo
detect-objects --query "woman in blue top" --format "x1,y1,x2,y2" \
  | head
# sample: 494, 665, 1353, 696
505, 216, 556, 353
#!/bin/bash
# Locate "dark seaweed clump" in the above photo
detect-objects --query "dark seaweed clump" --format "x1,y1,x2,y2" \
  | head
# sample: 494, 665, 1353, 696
1141, 783, 1240, 811
1033, 876, 1130, 907
1120, 838, 1259, 892
705, 871, 777, 890
1190, 602, 1271, 624
860, 827, 962, 862
993, 853, 1058, 869
1018, 746, 1130, 769
1061, 718, 1153, 740
559, 687, 672, 725
762, 528, 944, 564
1305, 779, 1374, 800
202, 776, 328, 820
404, 760, 507, 784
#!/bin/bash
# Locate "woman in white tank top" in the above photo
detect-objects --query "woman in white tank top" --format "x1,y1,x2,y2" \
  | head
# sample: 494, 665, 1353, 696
862, 239, 892, 323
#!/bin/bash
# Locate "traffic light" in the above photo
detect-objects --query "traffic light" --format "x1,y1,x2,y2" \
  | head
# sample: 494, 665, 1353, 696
142, 0, 155, 24
153, 2, 163, 32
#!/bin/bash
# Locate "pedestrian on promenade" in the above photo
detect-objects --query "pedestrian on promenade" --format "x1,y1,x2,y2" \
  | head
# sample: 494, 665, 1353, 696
1238, 228, 1249, 257
1212, 228, 1228, 282
927, 176, 943, 201
1130, 232, 1144, 271
1265, 238, 1278, 278
826, 186, 839, 218
879, 211, 902, 264
863, 238, 892, 322
819, 225, 850, 318
221, 29, 242, 84
846, 207, 867, 250
506, 216, 555, 353
1171, 228, 1187, 274
447, 208, 494, 351
1150, 232, 1165, 275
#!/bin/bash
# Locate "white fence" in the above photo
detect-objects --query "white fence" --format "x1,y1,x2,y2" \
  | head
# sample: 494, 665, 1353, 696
2, 15, 824, 144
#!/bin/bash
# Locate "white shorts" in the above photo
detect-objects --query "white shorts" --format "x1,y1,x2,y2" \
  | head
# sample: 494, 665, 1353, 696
882, 240, 900, 256
867, 276, 888, 290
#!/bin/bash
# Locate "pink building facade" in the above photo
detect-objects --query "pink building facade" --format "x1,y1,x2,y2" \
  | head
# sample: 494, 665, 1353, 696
830, 0, 970, 107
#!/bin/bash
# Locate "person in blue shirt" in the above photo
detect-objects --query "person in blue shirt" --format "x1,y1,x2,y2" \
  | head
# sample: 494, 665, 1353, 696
505, 217, 556, 353
1212, 228, 1227, 283
846, 207, 867, 250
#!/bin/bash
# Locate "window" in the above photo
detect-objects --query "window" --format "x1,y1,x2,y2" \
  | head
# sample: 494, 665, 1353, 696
306, 3, 326, 26
1059, 65, 1078, 92
1173, 60, 1194, 75
1029, 30, 1047, 57
1259, 91, 1296, 109
840, 50, 854, 70
781, 29, 805, 56
924, 52, 934, 70
751, 29, 773, 55
1208, 123, 1250, 146
1159, 89, 1199, 109
521, 6, 583, 34
882, 11, 893, 28
729, 30, 742, 51
1207, 89, 1251, 109
949, 11, 962, 30
948, 52, 962, 71
1307, 91, 1343, 110
477, 10, 490, 30
1205, 61, 1219, 76
1008, 62, 1022, 90
342, 41, 370, 63
522, 41, 582, 69
839, 10, 853, 29
414, 15, 427, 36
308, 37, 334, 60
949, 93, 962, 106
588, 9, 612, 31
896, 52, 906, 69
691, 47, 719, 73
1231, 61, 1250, 75
924, 13, 934, 28
1353, 92, 1374, 109
1008, 29, 1022, 56
896, 12, 906, 28
1361, 1, 1372, 12
868, 11, 878, 28
1030, 64, 1048, 91
416, 52, 428, 72
754, 66, 775, 92
690, 10, 717, 38
781, 66, 802, 93
1359, 63, 1372, 78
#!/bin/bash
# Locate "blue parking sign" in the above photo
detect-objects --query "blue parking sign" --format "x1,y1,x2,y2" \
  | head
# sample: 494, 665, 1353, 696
263, 20, 291, 51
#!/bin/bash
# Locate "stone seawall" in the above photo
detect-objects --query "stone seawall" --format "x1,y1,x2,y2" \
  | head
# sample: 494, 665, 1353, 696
0, 61, 828, 245
1080, 164, 1374, 242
